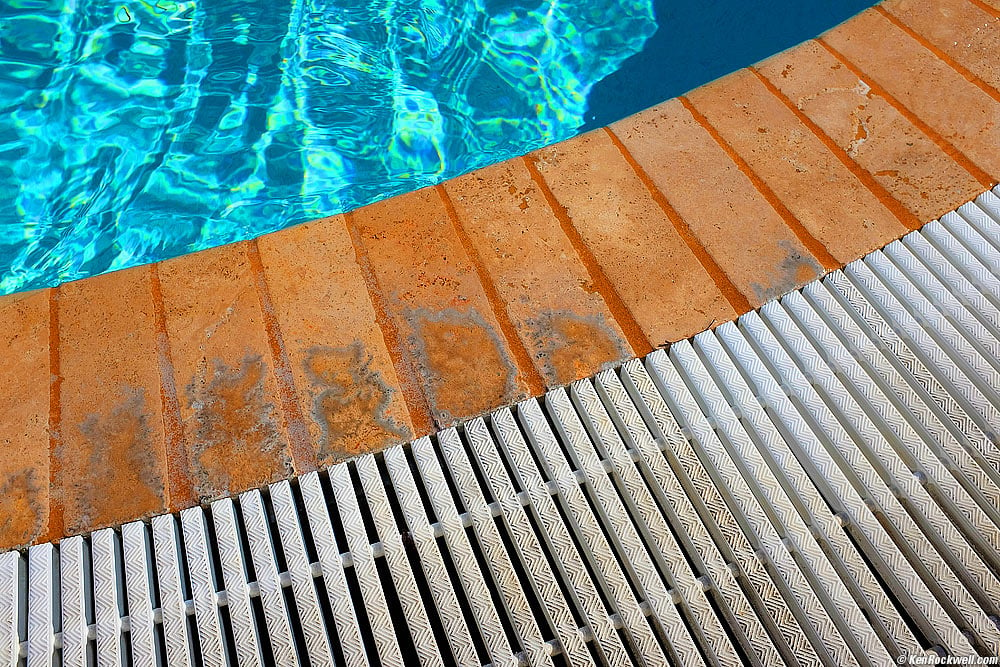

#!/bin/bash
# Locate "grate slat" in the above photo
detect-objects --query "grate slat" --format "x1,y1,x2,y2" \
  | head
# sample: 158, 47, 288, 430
210, 498, 263, 667
150, 514, 193, 667
58, 536, 88, 667
570, 379, 745, 666
179, 508, 227, 667
4, 191, 1000, 665
597, 367, 795, 667
0, 551, 23, 667
26, 544, 55, 667
269, 480, 336, 666
239, 490, 298, 665
463, 417, 596, 665
960, 192, 1000, 253
354, 455, 441, 665
435, 428, 550, 665
331, 460, 408, 667
737, 309, 974, 654
121, 521, 159, 667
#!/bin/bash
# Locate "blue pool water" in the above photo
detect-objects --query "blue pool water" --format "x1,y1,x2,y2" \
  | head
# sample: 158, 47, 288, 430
0, 0, 875, 295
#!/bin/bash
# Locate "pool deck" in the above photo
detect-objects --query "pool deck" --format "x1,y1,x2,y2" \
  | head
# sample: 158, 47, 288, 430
0, 0, 997, 550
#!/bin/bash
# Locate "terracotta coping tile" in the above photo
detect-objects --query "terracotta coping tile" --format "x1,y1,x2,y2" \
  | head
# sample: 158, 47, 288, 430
757, 40, 986, 223
57, 267, 168, 535
686, 68, 909, 264
441, 159, 633, 388
880, 0, 999, 95
0, 290, 50, 548
156, 242, 294, 501
347, 187, 535, 427
821, 8, 1000, 182
528, 130, 737, 347
611, 98, 825, 307
256, 217, 414, 463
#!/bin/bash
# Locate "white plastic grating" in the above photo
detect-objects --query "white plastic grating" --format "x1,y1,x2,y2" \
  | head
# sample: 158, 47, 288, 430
2, 188, 1000, 665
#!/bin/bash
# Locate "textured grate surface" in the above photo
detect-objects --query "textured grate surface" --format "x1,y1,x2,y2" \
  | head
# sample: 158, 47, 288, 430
2, 188, 1000, 665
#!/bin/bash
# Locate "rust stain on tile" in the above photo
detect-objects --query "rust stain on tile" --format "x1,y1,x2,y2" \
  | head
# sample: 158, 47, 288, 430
528, 132, 737, 345
185, 352, 291, 498
408, 308, 520, 426
303, 341, 411, 463
526, 311, 631, 387
0, 468, 44, 547
67, 386, 165, 533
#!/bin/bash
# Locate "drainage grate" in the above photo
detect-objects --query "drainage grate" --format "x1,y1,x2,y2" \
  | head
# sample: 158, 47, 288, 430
3, 187, 1000, 666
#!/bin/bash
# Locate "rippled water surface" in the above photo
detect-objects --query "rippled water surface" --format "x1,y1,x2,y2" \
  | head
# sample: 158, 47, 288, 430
0, 0, 656, 293
0, 0, 875, 294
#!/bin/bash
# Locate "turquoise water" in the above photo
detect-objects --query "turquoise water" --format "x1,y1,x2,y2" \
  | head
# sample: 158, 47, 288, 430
0, 0, 874, 295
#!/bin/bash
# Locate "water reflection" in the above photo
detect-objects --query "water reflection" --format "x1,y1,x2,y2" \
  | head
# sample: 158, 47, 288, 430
0, 0, 656, 294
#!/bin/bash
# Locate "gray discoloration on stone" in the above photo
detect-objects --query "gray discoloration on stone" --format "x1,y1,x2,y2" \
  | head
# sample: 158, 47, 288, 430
406, 307, 521, 426
70, 386, 165, 532
185, 352, 291, 498
524, 310, 631, 387
750, 240, 824, 303
0, 467, 44, 546
303, 341, 410, 463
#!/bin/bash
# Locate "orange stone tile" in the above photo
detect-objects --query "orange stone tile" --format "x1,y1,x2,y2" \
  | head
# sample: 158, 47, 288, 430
529, 131, 736, 346
0, 290, 49, 549
58, 268, 167, 535
157, 243, 293, 499
686, 68, 908, 263
757, 40, 986, 222
348, 187, 533, 426
822, 8, 1000, 180
257, 218, 414, 463
442, 160, 632, 387
881, 0, 1000, 92
611, 98, 825, 306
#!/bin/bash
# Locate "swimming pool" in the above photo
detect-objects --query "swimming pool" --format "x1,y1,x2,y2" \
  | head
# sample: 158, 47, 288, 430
0, 0, 875, 295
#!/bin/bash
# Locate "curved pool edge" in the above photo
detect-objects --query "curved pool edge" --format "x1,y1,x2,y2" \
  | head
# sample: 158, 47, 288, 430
0, 0, 998, 550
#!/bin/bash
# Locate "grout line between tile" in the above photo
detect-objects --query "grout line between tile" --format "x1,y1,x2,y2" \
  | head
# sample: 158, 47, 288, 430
875, 3, 1000, 105
963, 0, 1000, 18
435, 184, 547, 395
246, 239, 318, 473
749, 66, 921, 232
603, 126, 754, 314
678, 94, 842, 271
342, 211, 436, 436
149, 264, 196, 509
815, 36, 996, 189
521, 153, 654, 356
44, 287, 63, 544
